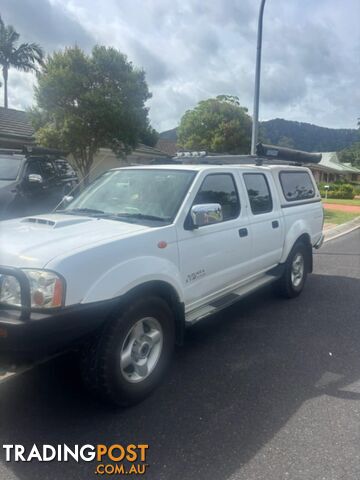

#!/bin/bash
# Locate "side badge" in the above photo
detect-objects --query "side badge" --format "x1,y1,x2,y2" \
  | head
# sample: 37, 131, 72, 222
157, 241, 167, 249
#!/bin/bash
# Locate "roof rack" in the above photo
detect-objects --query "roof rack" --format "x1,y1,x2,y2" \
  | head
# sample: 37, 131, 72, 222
22, 146, 66, 156
0, 148, 24, 156
0, 146, 66, 157
151, 143, 322, 167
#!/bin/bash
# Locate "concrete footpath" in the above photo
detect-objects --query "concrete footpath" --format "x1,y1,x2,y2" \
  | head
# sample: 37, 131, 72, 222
324, 215, 360, 242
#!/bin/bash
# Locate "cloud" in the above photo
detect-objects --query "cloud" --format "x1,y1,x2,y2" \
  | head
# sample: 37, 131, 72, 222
125, 38, 172, 84
0, 0, 359, 130
0, 0, 94, 50
6, 70, 36, 111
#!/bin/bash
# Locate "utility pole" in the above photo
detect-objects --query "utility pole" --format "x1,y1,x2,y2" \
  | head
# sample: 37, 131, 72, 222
251, 0, 267, 155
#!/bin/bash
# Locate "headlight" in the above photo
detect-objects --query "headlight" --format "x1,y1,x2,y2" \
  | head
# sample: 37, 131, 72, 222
0, 270, 64, 309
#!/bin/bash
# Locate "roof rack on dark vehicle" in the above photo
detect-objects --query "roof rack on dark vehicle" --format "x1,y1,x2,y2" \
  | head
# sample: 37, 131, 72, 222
22, 146, 66, 156
0, 148, 23, 155
151, 143, 322, 167
0, 146, 66, 157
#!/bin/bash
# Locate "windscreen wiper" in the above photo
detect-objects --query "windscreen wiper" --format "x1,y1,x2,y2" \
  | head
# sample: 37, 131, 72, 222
59, 209, 169, 223
115, 213, 169, 222
60, 207, 105, 216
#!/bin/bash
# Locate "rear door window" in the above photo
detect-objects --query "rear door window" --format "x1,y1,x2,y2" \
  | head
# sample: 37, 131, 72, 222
279, 171, 315, 201
243, 173, 273, 215
55, 160, 76, 178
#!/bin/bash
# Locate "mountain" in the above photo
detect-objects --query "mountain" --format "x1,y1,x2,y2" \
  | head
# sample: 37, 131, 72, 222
158, 128, 178, 141
260, 119, 359, 152
159, 120, 359, 152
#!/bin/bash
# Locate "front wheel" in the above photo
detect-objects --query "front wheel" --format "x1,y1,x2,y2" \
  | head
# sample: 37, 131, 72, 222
80, 296, 175, 407
275, 242, 309, 298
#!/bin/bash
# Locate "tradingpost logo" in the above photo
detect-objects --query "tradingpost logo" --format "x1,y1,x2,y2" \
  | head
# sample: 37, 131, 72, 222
2, 443, 149, 476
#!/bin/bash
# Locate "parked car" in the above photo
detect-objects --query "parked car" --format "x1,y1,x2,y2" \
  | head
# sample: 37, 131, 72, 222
0, 148, 78, 220
0, 145, 324, 406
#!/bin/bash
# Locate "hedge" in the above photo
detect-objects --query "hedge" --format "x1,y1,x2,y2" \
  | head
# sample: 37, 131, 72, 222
319, 183, 355, 199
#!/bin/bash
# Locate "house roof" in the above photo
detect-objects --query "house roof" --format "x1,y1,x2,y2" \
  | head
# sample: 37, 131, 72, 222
0, 107, 35, 140
96, 144, 170, 160
320, 152, 360, 173
314, 152, 360, 174
133, 143, 170, 158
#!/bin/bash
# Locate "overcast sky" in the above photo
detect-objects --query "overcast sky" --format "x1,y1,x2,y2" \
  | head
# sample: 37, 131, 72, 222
1, 0, 359, 132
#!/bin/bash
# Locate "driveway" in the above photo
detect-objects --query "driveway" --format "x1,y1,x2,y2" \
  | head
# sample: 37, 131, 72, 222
0, 229, 359, 480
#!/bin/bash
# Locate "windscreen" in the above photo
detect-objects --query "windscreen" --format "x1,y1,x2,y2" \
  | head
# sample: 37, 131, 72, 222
0, 157, 22, 180
65, 169, 196, 223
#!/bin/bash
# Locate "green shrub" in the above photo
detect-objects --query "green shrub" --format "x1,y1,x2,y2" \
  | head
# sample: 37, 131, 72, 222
320, 189, 354, 200
319, 182, 355, 199
353, 184, 360, 195
318, 182, 336, 191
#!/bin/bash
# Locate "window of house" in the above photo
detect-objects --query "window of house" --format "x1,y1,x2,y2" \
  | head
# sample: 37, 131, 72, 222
193, 173, 240, 222
243, 173, 273, 214
279, 171, 315, 201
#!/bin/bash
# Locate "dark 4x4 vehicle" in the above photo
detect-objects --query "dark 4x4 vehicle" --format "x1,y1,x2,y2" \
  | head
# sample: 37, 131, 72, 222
0, 147, 79, 220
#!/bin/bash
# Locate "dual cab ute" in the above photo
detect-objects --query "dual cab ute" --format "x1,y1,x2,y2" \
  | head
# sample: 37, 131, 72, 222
0, 147, 78, 220
0, 145, 324, 406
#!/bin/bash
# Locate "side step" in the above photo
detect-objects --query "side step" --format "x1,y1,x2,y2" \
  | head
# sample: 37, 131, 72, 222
185, 274, 276, 324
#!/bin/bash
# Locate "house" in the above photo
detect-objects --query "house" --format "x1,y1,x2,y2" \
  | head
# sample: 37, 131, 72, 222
85, 144, 170, 182
155, 138, 178, 157
307, 152, 360, 184
0, 108, 170, 180
0, 107, 35, 149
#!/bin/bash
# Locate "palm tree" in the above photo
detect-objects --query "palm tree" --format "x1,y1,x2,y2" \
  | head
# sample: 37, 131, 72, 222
0, 16, 44, 108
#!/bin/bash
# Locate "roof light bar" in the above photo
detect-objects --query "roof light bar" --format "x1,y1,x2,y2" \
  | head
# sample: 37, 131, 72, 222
176, 151, 207, 158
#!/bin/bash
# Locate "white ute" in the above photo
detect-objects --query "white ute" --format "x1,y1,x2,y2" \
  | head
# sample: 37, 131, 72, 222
0, 145, 324, 406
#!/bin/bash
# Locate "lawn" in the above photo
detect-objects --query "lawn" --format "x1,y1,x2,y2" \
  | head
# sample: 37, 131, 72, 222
324, 210, 360, 225
321, 198, 360, 206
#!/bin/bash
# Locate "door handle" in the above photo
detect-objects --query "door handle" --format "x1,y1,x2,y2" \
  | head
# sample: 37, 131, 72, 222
239, 228, 248, 238
272, 220, 279, 229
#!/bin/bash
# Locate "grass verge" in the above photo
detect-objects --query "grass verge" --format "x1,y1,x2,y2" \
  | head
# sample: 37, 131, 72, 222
324, 210, 360, 225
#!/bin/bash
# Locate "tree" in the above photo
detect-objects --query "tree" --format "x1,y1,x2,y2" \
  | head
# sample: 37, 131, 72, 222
140, 126, 159, 147
0, 16, 43, 108
31, 46, 152, 181
277, 136, 295, 148
177, 95, 252, 154
338, 142, 360, 168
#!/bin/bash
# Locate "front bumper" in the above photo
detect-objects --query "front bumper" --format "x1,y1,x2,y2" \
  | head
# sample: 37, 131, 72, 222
0, 266, 115, 366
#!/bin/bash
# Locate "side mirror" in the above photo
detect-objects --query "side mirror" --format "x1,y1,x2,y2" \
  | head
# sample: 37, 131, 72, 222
28, 173, 43, 184
62, 195, 74, 206
190, 203, 223, 228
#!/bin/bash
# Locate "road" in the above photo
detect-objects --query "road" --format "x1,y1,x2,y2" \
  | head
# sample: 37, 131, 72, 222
0, 229, 359, 480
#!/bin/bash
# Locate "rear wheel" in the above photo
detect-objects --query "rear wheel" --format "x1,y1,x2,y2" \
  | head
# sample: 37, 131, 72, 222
80, 296, 175, 406
275, 242, 309, 298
